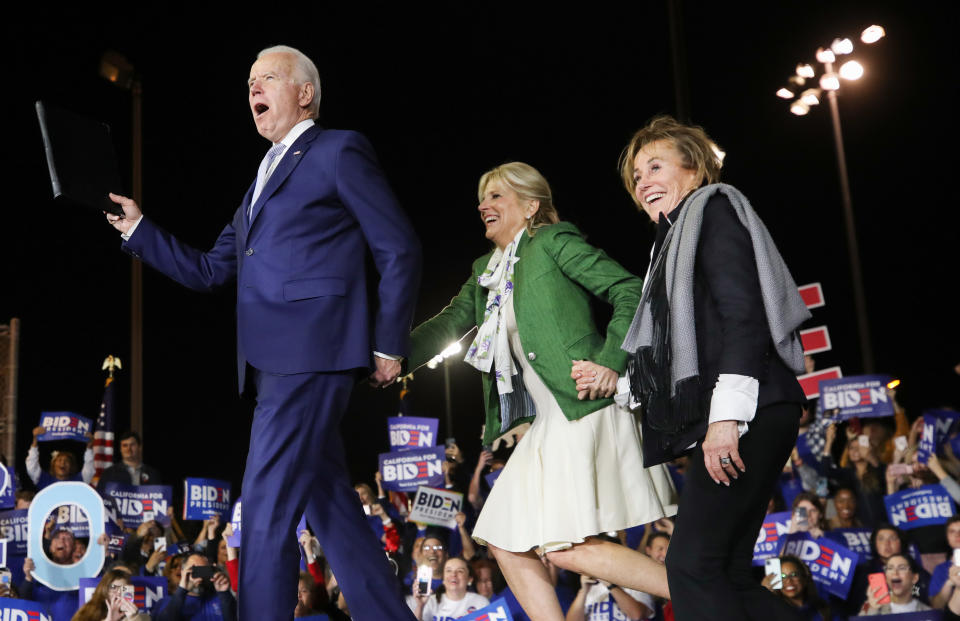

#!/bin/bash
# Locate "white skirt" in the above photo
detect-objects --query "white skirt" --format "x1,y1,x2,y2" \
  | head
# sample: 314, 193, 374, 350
472, 297, 678, 553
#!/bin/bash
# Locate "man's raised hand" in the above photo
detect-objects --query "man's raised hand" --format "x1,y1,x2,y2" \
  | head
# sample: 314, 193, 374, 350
105, 193, 142, 234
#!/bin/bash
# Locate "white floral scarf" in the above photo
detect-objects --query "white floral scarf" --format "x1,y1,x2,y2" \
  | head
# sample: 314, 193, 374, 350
463, 229, 524, 394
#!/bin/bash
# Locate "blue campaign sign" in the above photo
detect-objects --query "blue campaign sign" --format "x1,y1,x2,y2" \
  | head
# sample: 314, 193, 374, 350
378, 447, 446, 493
780, 532, 859, 599
0, 597, 53, 621
37, 412, 93, 442
885, 484, 956, 530
871, 612, 943, 621
0, 465, 17, 510
100, 483, 173, 527
78, 576, 167, 611
460, 597, 514, 621
28, 482, 105, 591
484, 469, 503, 490
46, 503, 90, 538
0, 509, 29, 556
818, 374, 894, 419
824, 528, 873, 565
918, 411, 960, 463
387, 416, 439, 452
183, 478, 231, 521
752, 511, 791, 566
165, 541, 193, 557
105, 526, 127, 559
227, 498, 241, 548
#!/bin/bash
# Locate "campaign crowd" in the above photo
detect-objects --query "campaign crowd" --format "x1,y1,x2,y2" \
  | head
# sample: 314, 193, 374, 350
2, 378, 960, 621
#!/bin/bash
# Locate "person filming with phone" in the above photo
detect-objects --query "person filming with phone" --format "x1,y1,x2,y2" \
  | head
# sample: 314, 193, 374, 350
152, 553, 235, 621
859, 553, 931, 615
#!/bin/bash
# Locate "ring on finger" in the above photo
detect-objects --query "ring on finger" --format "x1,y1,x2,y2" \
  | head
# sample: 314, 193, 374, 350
720, 456, 732, 466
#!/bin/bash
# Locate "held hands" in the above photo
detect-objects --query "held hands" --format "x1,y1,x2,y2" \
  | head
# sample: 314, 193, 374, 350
571, 360, 618, 401
369, 357, 402, 388
105, 193, 142, 234
702, 420, 745, 486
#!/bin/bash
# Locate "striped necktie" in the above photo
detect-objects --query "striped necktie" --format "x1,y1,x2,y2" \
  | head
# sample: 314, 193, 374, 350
249, 142, 286, 219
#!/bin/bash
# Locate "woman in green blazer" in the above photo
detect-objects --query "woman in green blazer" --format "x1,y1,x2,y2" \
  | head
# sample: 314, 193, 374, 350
408, 162, 676, 620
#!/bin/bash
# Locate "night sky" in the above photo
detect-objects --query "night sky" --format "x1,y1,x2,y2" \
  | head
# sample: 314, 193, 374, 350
5, 3, 958, 507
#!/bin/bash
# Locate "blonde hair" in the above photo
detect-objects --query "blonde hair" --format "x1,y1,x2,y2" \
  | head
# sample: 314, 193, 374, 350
619, 115, 724, 208
478, 162, 560, 237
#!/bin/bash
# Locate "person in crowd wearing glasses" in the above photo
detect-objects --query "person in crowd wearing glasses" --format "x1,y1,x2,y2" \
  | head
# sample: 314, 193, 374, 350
153, 554, 235, 621
761, 556, 835, 621
859, 553, 932, 615
72, 569, 150, 621
413, 557, 489, 621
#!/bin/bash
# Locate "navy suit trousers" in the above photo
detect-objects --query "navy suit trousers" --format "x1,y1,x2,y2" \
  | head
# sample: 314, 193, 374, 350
238, 369, 414, 621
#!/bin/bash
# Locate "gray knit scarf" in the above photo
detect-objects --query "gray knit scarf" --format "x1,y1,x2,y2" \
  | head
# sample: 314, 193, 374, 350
622, 183, 810, 438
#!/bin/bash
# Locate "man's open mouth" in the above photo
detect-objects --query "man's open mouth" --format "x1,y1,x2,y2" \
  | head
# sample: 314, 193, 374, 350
255, 103, 269, 116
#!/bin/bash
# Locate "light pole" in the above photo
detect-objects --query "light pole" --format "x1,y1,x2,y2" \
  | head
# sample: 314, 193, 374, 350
775, 26, 885, 374
99, 51, 144, 434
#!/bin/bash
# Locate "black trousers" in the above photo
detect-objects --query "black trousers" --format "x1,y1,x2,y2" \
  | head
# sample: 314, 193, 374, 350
666, 402, 804, 621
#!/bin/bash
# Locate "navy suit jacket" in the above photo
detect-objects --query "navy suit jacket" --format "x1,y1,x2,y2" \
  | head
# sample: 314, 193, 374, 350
123, 125, 422, 389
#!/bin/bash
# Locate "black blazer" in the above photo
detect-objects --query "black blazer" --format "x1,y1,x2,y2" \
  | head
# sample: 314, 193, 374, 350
644, 192, 805, 463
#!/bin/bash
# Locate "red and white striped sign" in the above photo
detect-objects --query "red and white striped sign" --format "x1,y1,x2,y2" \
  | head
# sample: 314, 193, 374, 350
800, 326, 832, 355
798, 283, 825, 309
797, 366, 843, 400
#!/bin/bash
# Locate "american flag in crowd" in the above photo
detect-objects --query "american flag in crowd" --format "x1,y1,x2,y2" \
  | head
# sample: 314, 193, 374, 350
92, 376, 115, 483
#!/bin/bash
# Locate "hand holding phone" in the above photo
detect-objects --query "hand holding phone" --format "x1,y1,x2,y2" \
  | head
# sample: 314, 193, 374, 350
868, 572, 890, 606
764, 558, 782, 590
416, 564, 433, 596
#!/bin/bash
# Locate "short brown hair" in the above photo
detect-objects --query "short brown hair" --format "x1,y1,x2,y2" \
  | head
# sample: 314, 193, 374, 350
619, 115, 723, 208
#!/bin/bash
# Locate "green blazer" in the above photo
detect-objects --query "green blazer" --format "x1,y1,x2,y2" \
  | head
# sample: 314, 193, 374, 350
409, 222, 643, 445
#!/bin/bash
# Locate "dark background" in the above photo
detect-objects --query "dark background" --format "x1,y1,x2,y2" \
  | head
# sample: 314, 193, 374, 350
4, 3, 958, 505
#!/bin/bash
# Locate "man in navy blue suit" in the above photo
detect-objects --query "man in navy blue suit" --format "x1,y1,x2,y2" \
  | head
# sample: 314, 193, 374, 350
106, 45, 421, 620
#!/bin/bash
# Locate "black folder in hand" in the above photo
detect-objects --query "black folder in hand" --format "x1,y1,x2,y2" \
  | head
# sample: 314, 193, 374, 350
35, 101, 125, 216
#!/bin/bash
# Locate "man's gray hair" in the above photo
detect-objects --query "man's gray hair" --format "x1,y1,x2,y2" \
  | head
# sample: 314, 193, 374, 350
257, 45, 321, 117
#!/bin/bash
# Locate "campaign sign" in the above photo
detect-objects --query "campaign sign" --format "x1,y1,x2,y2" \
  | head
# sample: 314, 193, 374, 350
408, 487, 464, 529
183, 478, 231, 521
460, 597, 514, 621
781, 532, 858, 598
824, 528, 873, 565
0, 466, 16, 510
484, 469, 502, 490
0, 510, 29, 556
871, 610, 943, 621
0, 597, 53, 621
46, 503, 90, 538
918, 411, 960, 463
378, 447, 445, 493
165, 541, 193, 557
106, 532, 126, 558
818, 374, 894, 420
387, 416, 439, 452
37, 412, 93, 442
885, 484, 956, 530
28, 482, 105, 591
0, 539, 6, 568
752, 511, 791, 566
871, 612, 943, 621
100, 483, 172, 527
79, 576, 167, 612
227, 499, 241, 548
